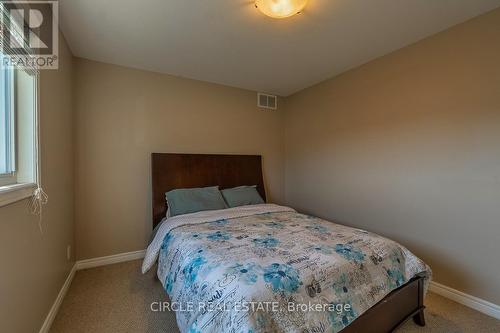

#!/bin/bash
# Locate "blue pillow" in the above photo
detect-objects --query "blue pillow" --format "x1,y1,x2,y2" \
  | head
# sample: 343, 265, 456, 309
165, 186, 227, 217
221, 186, 265, 208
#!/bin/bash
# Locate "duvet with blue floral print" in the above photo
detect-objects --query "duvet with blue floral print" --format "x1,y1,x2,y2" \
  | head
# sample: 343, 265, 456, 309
143, 204, 431, 333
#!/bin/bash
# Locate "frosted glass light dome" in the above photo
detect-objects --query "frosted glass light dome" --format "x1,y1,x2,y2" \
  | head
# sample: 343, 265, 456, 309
255, 0, 308, 19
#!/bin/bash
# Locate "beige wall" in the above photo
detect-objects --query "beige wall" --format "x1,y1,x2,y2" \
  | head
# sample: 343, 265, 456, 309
74, 59, 285, 260
285, 8, 500, 304
0, 33, 74, 332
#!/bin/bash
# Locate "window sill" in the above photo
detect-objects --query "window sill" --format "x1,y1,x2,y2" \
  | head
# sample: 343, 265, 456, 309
0, 183, 36, 208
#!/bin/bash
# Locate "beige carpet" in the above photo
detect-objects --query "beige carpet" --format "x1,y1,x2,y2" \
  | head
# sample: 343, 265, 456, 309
50, 260, 500, 333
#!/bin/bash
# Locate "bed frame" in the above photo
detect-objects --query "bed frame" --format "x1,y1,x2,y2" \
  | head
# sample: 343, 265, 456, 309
152, 153, 266, 228
151, 153, 426, 332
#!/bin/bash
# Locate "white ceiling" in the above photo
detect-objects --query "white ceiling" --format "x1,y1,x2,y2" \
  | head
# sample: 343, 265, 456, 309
59, 0, 500, 96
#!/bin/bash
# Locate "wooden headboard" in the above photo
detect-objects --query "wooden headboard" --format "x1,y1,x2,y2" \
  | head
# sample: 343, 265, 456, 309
151, 153, 266, 228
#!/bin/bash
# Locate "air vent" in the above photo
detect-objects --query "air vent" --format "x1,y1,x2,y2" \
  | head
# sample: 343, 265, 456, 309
257, 93, 277, 110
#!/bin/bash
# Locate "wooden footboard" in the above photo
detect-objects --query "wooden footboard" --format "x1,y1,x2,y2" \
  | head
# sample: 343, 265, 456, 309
341, 274, 426, 332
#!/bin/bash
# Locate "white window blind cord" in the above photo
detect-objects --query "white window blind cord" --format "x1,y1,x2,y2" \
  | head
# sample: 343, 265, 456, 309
28, 74, 48, 234
29, 187, 48, 233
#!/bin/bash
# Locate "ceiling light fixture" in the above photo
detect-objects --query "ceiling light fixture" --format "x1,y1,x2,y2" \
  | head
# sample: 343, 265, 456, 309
255, 0, 308, 19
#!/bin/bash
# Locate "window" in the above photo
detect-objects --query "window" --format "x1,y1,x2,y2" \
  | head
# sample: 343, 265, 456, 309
0, 62, 15, 186
0, 53, 38, 206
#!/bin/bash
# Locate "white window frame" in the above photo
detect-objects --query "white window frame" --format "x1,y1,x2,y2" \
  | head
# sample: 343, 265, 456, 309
0, 69, 38, 207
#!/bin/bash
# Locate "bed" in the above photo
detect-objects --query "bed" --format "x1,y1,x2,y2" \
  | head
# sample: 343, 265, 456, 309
143, 153, 431, 333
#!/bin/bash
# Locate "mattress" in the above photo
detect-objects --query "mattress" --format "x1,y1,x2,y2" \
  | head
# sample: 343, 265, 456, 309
143, 204, 431, 333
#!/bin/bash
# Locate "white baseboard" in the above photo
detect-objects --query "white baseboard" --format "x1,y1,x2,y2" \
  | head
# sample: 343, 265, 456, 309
39, 250, 146, 332
75, 249, 146, 270
39, 264, 76, 333
429, 281, 500, 320
40, 252, 499, 333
